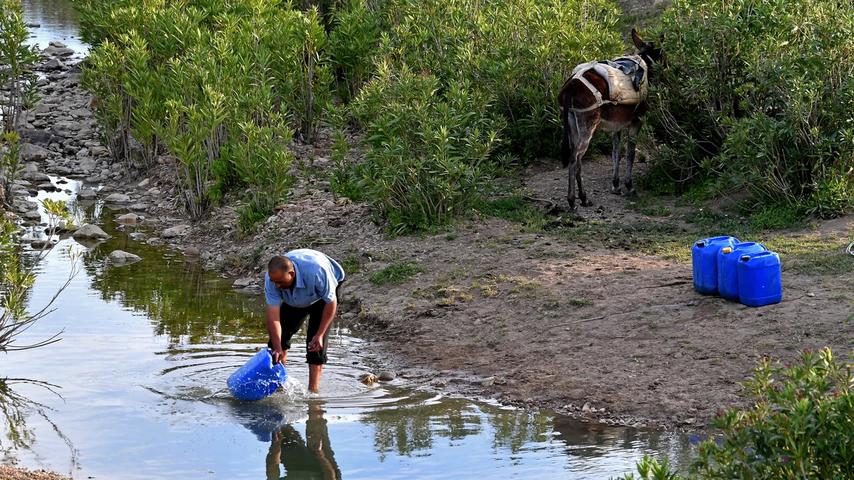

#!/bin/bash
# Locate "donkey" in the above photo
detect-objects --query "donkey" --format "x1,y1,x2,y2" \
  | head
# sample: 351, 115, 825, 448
558, 29, 662, 211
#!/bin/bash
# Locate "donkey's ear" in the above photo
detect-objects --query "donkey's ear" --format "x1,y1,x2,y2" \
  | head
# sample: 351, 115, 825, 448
631, 28, 647, 50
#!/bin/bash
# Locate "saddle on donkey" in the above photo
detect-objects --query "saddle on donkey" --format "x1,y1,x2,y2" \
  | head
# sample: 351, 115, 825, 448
568, 54, 648, 112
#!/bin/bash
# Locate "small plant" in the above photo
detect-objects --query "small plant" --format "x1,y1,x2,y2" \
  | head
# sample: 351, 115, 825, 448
617, 455, 682, 480
369, 261, 423, 285
341, 254, 363, 275
0, 131, 23, 206
0, 0, 39, 133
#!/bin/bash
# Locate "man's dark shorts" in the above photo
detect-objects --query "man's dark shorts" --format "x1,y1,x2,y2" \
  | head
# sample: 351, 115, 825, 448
268, 283, 342, 365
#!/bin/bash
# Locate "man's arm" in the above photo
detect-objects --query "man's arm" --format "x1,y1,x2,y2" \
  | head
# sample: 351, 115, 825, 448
308, 299, 336, 352
266, 304, 285, 364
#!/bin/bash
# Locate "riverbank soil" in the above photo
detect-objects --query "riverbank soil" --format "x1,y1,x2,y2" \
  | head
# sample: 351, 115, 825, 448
13, 50, 853, 431
0, 466, 69, 480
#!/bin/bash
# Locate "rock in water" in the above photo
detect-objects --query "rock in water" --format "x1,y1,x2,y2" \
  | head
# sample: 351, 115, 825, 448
378, 371, 397, 382
359, 373, 379, 385
116, 213, 141, 225
108, 250, 141, 265
72, 223, 110, 240
162, 224, 191, 238
104, 193, 131, 204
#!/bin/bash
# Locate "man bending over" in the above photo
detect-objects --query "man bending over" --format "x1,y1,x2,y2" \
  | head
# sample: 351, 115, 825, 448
264, 249, 345, 393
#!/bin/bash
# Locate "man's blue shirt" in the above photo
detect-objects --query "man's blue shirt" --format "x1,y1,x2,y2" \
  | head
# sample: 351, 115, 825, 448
264, 249, 345, 307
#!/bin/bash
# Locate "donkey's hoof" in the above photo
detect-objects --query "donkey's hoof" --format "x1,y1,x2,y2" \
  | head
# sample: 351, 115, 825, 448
581, 198, 594, 207
610, 187, 622, 195
625, 188, 637, 197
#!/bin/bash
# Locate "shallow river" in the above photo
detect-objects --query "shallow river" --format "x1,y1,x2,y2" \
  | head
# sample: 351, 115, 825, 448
1, 2, 694, 478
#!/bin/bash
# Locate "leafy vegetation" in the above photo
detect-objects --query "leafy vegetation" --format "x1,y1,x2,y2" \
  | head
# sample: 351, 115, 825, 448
341, 0, 622, 232
0, 131, 23, 207
619, 348, 853, 480
369, 261, 423, 285
77, 0, 323, 221
0, 0, 39, 133
646, 0, 854, 219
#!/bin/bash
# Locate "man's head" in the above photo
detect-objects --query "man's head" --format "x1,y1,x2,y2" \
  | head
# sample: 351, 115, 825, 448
268, 256, 295, 289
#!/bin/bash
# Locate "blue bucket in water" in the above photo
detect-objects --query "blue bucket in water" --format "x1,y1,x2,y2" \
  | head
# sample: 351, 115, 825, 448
692, 236, 739, 294
717, 242, 767, 301
227, 348, 287, 401
737, 250, 782, 307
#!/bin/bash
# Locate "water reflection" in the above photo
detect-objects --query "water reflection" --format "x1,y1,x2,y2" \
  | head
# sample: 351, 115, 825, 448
266, 402, 342, 480
0, 378, 77, 467
77, 211, 264, 344
22, 0, 88, 55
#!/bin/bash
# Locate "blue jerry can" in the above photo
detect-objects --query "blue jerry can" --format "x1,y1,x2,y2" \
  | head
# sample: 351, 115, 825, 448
227, 348, 287, 401
717, 242, 767, 301
737, 251, 782, 307
692, 236, 739, 295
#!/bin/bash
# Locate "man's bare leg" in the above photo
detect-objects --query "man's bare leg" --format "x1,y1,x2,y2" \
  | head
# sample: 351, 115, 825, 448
308, 364, 323, 393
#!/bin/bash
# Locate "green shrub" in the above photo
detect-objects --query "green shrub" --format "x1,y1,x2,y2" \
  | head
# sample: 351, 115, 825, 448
328, 0, 386, 101
0, 131, 23, 206
77, 0, 328, 219
331, 0, 621, 231
0, 0, 39, 133
351, 65, 503, 234
648, 0, 854, 217
370, 0, 622, 159
619, 348, 854, 480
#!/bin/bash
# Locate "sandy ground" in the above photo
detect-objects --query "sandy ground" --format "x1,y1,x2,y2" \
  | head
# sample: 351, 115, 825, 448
0, 466, 69, 480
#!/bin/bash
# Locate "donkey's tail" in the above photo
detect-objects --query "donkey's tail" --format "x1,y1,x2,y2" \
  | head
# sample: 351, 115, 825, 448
559, 102, 576, 168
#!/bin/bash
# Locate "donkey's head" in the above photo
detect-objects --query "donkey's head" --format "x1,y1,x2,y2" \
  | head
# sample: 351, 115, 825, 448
631, 28, 663, 69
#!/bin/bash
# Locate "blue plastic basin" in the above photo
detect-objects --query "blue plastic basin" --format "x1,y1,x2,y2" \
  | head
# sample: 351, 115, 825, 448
227, 348, 287, 401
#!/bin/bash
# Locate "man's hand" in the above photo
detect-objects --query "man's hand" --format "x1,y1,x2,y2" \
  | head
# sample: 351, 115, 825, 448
272, 347, 287, 365
308, 335, 323, 352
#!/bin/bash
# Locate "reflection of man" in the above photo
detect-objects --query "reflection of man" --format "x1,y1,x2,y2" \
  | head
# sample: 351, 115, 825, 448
264, 249, 345, 393
266, 402, 341, 480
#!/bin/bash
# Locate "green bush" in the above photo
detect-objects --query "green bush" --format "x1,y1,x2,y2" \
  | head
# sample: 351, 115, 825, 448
648, 0, 854, 217
328, 0, 386, 101
0, 0, 39, 133
350, 65, 503, 233
370, 0, 622, 159
619, 348, 854, 480
77, 0, 327, 219
0, 132, 22, 206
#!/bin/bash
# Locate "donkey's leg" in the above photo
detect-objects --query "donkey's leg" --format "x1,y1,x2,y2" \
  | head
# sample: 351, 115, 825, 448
624, 121, 641, 196
572, 117, 598, 208
611, 131, 622, 195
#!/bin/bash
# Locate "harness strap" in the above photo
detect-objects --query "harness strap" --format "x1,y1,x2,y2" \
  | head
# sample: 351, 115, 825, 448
567, 72, 620, 113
